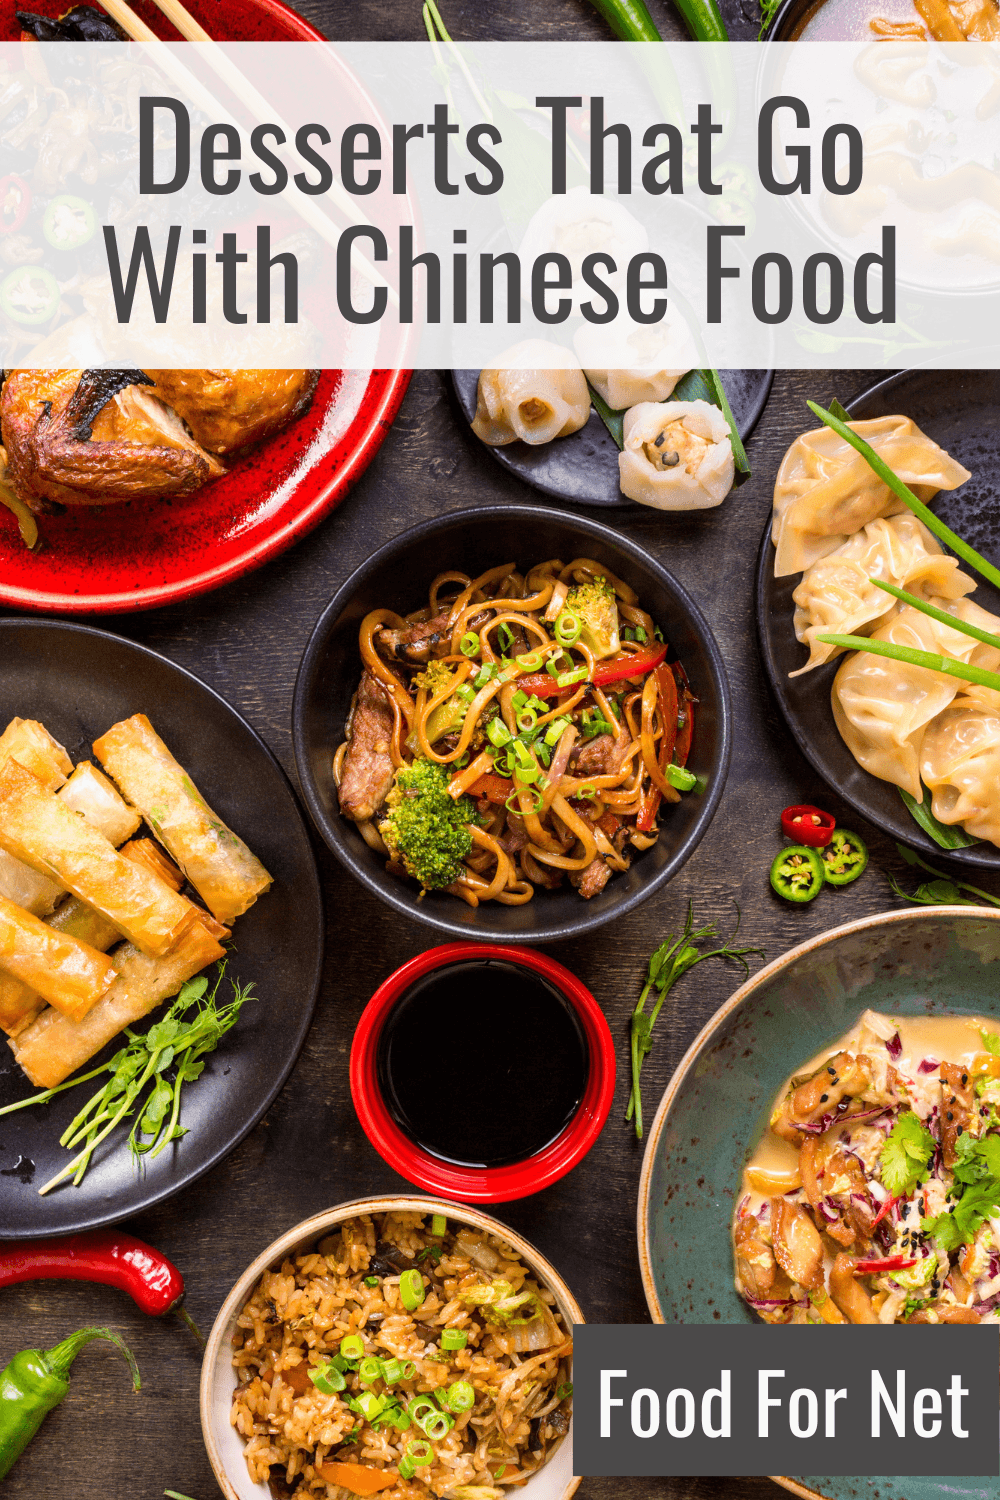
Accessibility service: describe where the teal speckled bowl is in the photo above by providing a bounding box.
[637,907,1000,1500]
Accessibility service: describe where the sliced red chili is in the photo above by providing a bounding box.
[0,175,30,235]
[852,1255,918,1275]
[869,1194,899,1230]
[780,804,836,848]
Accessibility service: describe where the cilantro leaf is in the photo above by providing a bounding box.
[878,1111,935,1197]
[981,1030,1000,1056]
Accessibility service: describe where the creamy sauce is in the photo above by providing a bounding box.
[736,1009,996,1220]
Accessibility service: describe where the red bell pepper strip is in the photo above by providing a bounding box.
[672,663,696,768]
[852,1255,918,1275]
[636,663,679,833]
[0,176,30,235]
[516,641,670,699]
[0,1231,200,1338]
[780,804,836,848]
[468,772,513,803]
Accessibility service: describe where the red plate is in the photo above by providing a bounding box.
[0,0,412,614]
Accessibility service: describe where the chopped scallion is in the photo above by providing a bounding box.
[340,1335,365,1360]
[460,631,480,657]
[440,1328,467,1351]
[430,1213,447,1236]
[399,1268,425,1311]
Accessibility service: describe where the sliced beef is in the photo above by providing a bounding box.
[570,856,611,899]
[338,671,396,822]
[570,732,633,778]
[376,611,452,665]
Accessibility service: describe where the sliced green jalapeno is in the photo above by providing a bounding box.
[770,845,825,903]
[821,829,869,886]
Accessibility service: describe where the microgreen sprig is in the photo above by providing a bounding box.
[0,963,253,1196]
[627,906,763,1140]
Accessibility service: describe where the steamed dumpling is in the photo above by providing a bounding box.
[831,599,1000,800]
[772,415,970,578]
[618,400,734,510]
[471,340,590,447]
[573,322,694,410]
[921,687,1000,848]
[790,514,976,676]
[518,187,647,316]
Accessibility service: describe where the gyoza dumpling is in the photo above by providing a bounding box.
[573,321,694,410]
[618,400,734,510]
[472,340,590,446]
[772,415,970,578]
[920,687,1000,848]
[791,514,976,676]
[831,599,1000,799]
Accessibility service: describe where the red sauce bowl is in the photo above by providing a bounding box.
[350,943,615,1203]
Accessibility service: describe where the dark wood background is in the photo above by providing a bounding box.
[1,2,986,1499]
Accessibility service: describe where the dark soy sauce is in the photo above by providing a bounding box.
[377,959,590,1169]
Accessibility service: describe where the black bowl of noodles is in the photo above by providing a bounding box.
[292,504,732,944]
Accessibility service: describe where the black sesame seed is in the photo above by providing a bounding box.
[946,1111,954,1122]
[654,432,665,447]
[820,1094,829,1103]
[828,1067,836,1076]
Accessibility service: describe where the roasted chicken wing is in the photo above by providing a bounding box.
[141,369,319,455]
[1,368,224,512]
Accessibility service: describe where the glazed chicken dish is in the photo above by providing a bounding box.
[734,1010,1000,1327]
[0,367,319,513]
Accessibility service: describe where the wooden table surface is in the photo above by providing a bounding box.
[2,3,987,1499]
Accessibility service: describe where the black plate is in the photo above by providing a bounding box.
[451,369,775,508]
[756,369,1000,870]
[0,621,323,1236]
[293,504,732,945]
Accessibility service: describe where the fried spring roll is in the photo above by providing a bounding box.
[94,715,272,924]
[59,762,142,847]
[0,973,43,1036]
[0,719,72,790]
[0,842,204,1040]
[9,918,227,1089]
[0,849,63,919]
[0,897,117,1022]
[0,760,195,958]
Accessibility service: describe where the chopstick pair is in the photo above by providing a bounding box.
[81,0,396,302]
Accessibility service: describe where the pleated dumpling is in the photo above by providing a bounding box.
[790,514,976,676]
[920,686,1000,848]
[618,399,734,510]
[772,415,970,578]
[573,322,694,411]
[831,599,1000,800]
[472,340,590,447]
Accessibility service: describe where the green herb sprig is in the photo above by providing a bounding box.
[0,963,253,1196]
[888,844,1000,908]
[878,1111,935,1198]
[627,906,763,1139]
[924,1134,1000,1251]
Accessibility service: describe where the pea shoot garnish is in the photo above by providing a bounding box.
[627,906,764,1139]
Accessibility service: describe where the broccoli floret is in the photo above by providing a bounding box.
[413,661,454,696]
[565,577,620,660]
[379,758,483,891]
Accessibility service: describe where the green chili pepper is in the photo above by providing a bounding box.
[821,829,869,886]
[0,1326,139,1479]
[43,195,96,251]
[770,845,825,903]
[0,266,60,326]
[586,0,728,47]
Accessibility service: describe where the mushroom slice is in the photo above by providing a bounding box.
[770,1199,824,1292]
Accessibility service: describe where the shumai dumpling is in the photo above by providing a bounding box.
[573,322,694,411]
[471,340,590,447]
[618,400,734,510]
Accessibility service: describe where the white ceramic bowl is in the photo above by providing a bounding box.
[201,1195,583,1500]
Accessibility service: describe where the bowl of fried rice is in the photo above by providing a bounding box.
[201,1196,582,1500]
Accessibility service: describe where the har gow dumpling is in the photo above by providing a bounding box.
[618,399,734,510]
[471,340,590,447]
[772,414,970,578]
[830,599,1000,799]
[573,321,694,410]
[791,514,976,676]
[920,687,1000,848]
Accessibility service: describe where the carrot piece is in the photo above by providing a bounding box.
[468,772,514,803]
[314,1463,399,1494]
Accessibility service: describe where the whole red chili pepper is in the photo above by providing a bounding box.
[780,804,836,848]
[0,1232,202,1341]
